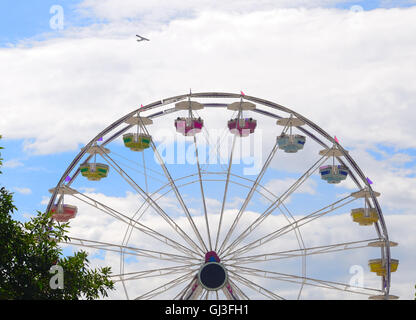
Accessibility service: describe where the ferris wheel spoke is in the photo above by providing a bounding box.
[119,174,203,274]
[193,135,213,251]
[278,199,307,300]
[139,121,209,253]
[122,174,205,250]
[224,238,381,265]
[109,150,167,185]
[228,271,285,300]
[121,177,262,267]
[229,173,279,202]
[218,140,279,255]
[142,151,149,193]
[121,150,149,231]
[214,135,237,252]
[69,191,201,258]
[65,237,198,264]
[134,270,196,300]
[223,194,357,259]
[220,152,329,257]
[99,149,205,255]
[227,265,383,296]
[111,264,199,282]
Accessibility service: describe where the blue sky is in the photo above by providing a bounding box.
[0,0,87,46]
[1,0,415,300]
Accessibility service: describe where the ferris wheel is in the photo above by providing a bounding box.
[46,92,399,300]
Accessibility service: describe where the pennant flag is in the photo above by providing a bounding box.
[97,137,103,142]
[141,104,144,108]
[240,90,245,96]
[65,176,71,182]
[334,136,339,143]
[367,177,373,185]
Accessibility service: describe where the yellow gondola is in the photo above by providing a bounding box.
[368,259,399,276]
[351,208,379,226]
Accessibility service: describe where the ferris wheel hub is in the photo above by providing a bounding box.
[198,262,228,291]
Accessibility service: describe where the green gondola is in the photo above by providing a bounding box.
[123,133,152,151]
[80,163,109,181]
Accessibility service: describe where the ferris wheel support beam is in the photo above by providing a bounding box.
[174,279,193,300]
[228,278,249,300]
[175,276,195,300]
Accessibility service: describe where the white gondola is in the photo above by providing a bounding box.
[276,116,306,153]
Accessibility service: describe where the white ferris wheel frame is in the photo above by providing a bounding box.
[46,92,395,300]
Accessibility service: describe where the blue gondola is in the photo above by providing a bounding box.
[319,165,349,184]
[276,134,306,153]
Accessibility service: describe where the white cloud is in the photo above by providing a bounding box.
[41,196,50,205]
[344,145,416,214]
[13,187,32,195]
[2,159,24,168]
[1,7,416,154]
[76,0,357,22]
[264,177,318,200]
[380,0,416,8]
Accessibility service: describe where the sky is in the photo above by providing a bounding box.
[0,0,415,300]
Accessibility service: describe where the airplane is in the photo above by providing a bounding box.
[136,34,150,42]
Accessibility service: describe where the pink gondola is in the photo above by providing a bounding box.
[227,118,257,137]
[175,117,204,136]
[51,204,77,222]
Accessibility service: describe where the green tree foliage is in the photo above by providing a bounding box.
[0,136,114,299]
